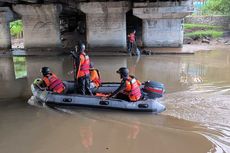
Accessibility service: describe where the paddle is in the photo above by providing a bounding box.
[70,50,80,93]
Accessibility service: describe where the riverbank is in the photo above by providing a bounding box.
[0,37,229,57]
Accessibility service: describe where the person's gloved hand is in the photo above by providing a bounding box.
[70,50,74,55]
[67,70,74,75]
[101,94,111,101]
[101,96,108,101]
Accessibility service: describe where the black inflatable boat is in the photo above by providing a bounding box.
[31,80,166,113]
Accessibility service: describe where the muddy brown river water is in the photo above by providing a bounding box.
[0,48,230,153]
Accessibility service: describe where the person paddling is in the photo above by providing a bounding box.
[40,67,65,94]
[106,67,142,102]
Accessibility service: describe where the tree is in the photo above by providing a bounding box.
[202,0,230,15]
[10,20,23,38]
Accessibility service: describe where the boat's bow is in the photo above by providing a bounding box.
[31,84,49,102]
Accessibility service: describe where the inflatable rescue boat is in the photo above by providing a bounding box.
[31,80,166,113]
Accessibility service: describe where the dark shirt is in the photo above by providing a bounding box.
[71,51,80,80]
[109,79,126,97]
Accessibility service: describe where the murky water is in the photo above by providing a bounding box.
[0,49,230,153]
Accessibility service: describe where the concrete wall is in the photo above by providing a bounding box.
[0,57,15,80]
[13,4,62,48]
[185,16,230,29]
[0,57,29,99]
[79,1,130,51]
[86,13,126,48]
[0,7,13,49]
[133,1,192,48]
[0,1,194,50]
[143,19,183,47]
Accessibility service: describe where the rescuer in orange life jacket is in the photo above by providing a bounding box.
[89,62,101,89]
[71,43,93,95]
[107,67,142,102]
[40,67,65,94]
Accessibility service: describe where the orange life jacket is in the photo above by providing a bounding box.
[90,69,101,88]
[78,52,90,78]
[43,73,65,94]
[123,76,142,102]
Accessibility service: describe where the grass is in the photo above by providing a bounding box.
[184,24,222,30]
[184,23,224,39]
[185,30,223,39]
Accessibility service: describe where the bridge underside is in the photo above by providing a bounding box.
[0,0,193,51]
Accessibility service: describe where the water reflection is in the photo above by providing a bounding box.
[179,62,204,84]
[0,57,15,80]
[80,124,94,150]
[127,121,140,140]
[0,50,229,97]
[13,57,27,79]
[0,57,27,98]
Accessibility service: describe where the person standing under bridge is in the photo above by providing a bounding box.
[127,30,136,55]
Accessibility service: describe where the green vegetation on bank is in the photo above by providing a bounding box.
[201,0,230,15]
[184,24,222,30]
[184,23,224,39]
[185,30,223,39]
[10,20,23,38]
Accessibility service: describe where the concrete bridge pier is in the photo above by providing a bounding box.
[133,1,192,48]
[79,1,130,51]
[13,4,62,49]
[0,7,13,49]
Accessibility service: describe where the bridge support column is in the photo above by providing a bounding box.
[13,4,62,48]
[133,1,192,48]
[79,1,130,51]
[0,7,13,49]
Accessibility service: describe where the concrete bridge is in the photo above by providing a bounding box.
[0,0,193,51]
